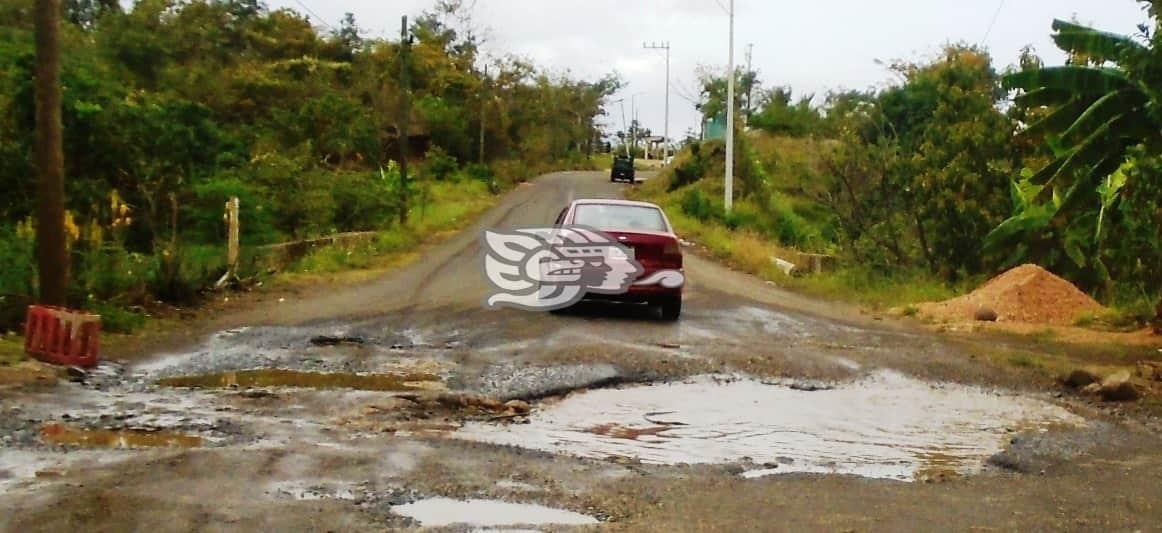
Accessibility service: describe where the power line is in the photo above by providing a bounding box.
[292,0,335,31]
[981,0,1007,44]
[713,0,731,16]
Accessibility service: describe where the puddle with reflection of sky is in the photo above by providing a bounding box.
[391,497,598,527]
[454,371,1085,482]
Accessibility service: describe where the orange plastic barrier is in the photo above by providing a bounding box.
[23,305,101,368]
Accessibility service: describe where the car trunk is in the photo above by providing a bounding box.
[603,230,682,273]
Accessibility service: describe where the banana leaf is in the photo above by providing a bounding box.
[1050,19,1147,63]
[1059,88,1146,146]
[1003,66,1131,95]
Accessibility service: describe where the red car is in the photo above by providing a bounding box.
[553,199,684,320]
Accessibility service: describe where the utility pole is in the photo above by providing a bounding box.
[398,15,410,225]
[724,0,735,213]
[478,64,487,164]
[630,91,644,158]
[631,93,637,156]
[744,43,753,128]
[34,0,67,305]
[643,41,671,162]
[616,98,630,157]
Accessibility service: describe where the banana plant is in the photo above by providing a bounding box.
[1001,19,1162,209]
[987,16,1160,280]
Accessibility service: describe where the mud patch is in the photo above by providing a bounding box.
[157,369,444,392]
[454,371,1085,481]
[391,497,598,527]
[38,423,203,449]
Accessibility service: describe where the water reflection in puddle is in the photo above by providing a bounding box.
[392,498,598,527]
[38,423,203,449]
[157,369,443,392]
[455,371,1085,481]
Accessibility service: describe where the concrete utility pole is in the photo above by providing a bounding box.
[613,98,630,157]
[630,91,645,157]
[34,0,67,305]
[744,43,753,128]
[631,93,638,155]
[398,15,410,224]
[643,41,671,162]
[724,0,735,213]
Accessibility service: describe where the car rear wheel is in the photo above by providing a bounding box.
[657,295,681,321]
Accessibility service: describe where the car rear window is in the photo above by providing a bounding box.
[573,204,668,232]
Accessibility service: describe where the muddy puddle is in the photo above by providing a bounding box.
[391,497,598,528]
[455,371,1085,481]
[157,369,444,392]
[38,423,203,449]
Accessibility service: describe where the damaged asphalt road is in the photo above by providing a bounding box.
[2,171,1162,532]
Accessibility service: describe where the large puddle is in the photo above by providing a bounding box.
[454,371,1085,481]
[157,369,443,392]
[391,497,598,527]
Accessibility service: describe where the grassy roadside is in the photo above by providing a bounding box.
[0,178,506,371]
[0,335,22,366]
[277,179,496,282]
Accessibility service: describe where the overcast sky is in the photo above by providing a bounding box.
[268,0,1151,140]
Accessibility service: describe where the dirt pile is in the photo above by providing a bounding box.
[920,264,1103,325]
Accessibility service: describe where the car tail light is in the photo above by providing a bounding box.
[663,242,681,256]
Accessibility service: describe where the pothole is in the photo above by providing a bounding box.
[38,423,203,449]
[453,371,1085,481]
[157,369,444,392]
[391,498,598,528]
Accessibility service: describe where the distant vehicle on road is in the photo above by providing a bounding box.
[610,155,636,183]
[553,199,683,319]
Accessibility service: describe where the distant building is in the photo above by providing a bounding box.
[703,115,726,140]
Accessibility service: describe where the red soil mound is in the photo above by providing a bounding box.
[920,264,1104,326]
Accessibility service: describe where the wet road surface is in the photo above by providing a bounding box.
[2,171,1161,532]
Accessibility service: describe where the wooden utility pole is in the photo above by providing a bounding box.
[478,65,487,165]
[34,0,68,305]
[397,15,410,225]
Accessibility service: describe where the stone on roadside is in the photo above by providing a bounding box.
[1098,371,1139,402]
[503,400,531,415]
[973,307,999,322]
[1062,369,1099,389]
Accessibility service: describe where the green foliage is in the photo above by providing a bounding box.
[0,227,34,298]
[187,176,278,245]
[989,13,1162,296]
[817,46,1015,277]
[421,146,460,181]
[148,245,225,304]
[86,300,145,334]
[73,244,151,302]
[750,87,822,137]
[331,171,398,232]
[669,142,714,191]
[680,189,715,221]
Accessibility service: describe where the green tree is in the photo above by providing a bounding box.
[986,8,1162,293]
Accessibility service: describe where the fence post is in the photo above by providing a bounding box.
[215,197,240,288]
